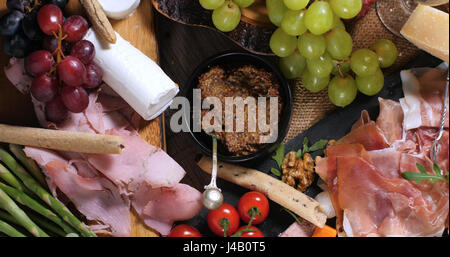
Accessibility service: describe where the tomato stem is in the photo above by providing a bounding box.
[230,206,261,237]
[219,218,230,237]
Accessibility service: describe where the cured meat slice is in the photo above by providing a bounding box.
[400,68,449,130]
[24,147,131,236]
[86,129,185,191]
[337,123,390,151]
[279,220,315,237]
[376,98,404,144]
[337,156,448,237]
[322,144,371,232]
[46,160,131,236]
[4,58,31,94]
[131,184,202,236]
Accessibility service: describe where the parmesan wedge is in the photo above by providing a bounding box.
[400,4,449,63]
[84,28,178,121]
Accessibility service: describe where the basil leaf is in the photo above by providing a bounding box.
[271,168,281,177]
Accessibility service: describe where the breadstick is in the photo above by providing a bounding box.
[0,124,124,154]
[79,0,117,44]
[197,156,327,228]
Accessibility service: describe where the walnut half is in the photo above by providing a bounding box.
[281,151,315,192]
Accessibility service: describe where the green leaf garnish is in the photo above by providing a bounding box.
[402,163,449,184]
[302,137,309,154]
[272,144,285,169]
[271,168,281,177]
[298,137,328,158]
[309,139,329,152]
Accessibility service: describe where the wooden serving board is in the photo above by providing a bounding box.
[0,0,163,237]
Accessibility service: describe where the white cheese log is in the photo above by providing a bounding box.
[84,28,178,121]
[97,0,141,20]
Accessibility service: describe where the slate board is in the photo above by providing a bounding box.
[184,53,442,237]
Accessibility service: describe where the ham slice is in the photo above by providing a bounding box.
[279,220,316,237]
[5,59,202,236]
[132,184,203,236]
[86,128,185,191]
[24,147,131,236]
[4,58,31,95]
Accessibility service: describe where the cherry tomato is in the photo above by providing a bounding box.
[236,226,264,237]
[237,191,269,225]
[207,203,240,237]
[168,225,202,237]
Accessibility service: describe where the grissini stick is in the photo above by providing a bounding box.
[79,0,117,44]
[0,124,124,154]
[197,156,327,228]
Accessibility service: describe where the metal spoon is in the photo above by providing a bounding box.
[202,136,224,210]
[431,71,449,163]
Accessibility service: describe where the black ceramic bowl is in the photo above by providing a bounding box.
[182,52,292,163]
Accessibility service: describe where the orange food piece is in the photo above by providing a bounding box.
[312,225,337,237]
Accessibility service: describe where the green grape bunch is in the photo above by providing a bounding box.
[199,0,256,32]
[267,0,399,107]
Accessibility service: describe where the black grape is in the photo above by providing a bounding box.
[2,32,32,58]
[47,0,69,9]
[22,11,43,41]
[6,0,30,12]
[0,10,24,37]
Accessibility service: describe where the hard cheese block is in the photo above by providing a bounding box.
[401,4,449,63]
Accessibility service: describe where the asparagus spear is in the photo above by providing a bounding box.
[0,209,18,224]
[0,162,27,193]
[0,187,48,237]
[0,219,26,237]
[0,148,96,237]
[9,144,47,188]
[27,212,67,237]
[0,210,30,236]
[0,181,77,235]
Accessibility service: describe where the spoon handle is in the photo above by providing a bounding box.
[205,137,220,191]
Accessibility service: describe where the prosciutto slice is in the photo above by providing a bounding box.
[338,156,448,237]
[400,68,449,130]
[312,68,449,237]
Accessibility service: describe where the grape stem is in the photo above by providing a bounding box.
[52,25,67,66]
[25,0,42,13]
[49,25,68,90]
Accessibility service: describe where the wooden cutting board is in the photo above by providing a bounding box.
[0,0,163,237]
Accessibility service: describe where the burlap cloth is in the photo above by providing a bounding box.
[284,6,421,142]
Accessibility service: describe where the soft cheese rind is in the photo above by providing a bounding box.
[98,0,141,20]
[84,28,178,121]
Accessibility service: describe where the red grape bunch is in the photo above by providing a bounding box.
[23,3,103,122]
